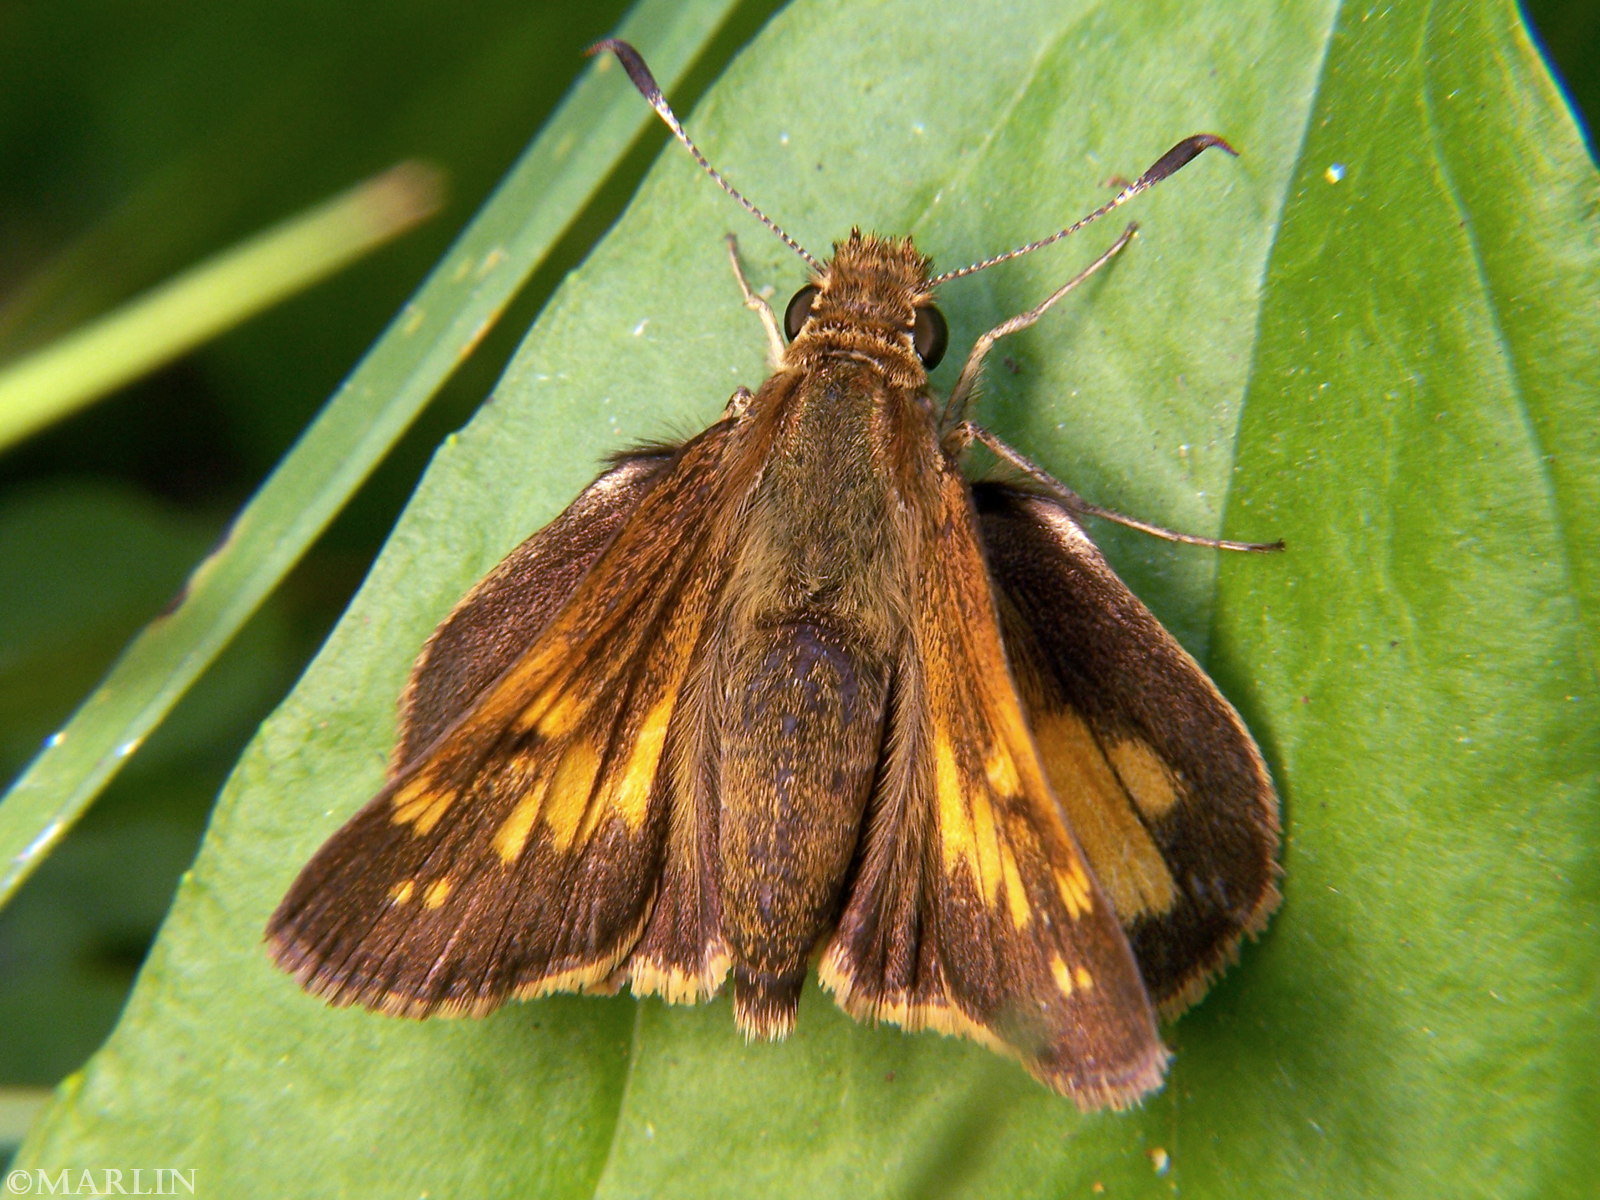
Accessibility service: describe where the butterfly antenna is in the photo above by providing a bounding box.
[589,40,821,272]
[930,135,1238,285]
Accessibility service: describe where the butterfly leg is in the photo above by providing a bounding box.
[942,223,1139,427]
[724,233,787,368]
[949,421,1283,553]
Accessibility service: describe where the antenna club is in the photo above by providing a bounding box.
[590,39,820,271]
[1140,134,1238,188]
[929,133,1237,285]
[587,39,664,103]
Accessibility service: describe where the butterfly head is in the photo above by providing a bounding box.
[781,230,948,385]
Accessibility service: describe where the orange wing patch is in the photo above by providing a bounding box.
[1029,707,1178,922]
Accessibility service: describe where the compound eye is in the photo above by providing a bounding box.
[912,304,948,369]
[784,285,819,341]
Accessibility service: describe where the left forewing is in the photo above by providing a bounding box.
[267,418,754,1018]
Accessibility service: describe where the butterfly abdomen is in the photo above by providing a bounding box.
[716,619,891,1038]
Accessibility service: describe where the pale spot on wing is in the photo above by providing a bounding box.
[1033,709,1175,920]
[391,777,452,834]
[1001,841,1031,929]
[533,690,585,739]
[629,962,703,1005]
[1107,737,1181,820]
[388,880,415,905]
[493,776,551,864]
[1051,954,1076,996]
[609,693,675,832]
[492,640,579,738]
[934,731,967,871]
[494,687,675,863]
[971,783,1003,907]
[542,740,603,851]
[515,958,617,999]
[1056,864,1093,920]
[1074,965,1095,991]
[423,878,453,908]
[934,727,1025,924]
[984,746,1021,797]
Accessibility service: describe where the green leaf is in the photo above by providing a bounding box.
[18,0,1597,1195]
[0,484,299,1093]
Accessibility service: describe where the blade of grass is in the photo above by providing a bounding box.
[0,163,442,451]
[0,0,745,906]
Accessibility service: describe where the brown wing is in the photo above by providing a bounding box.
[267,422,753,1017]
[819,452,1168,1110]
[392,450,674,771]
[975,482,1280,1016]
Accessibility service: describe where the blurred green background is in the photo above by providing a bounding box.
[0,0,1592,1154]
